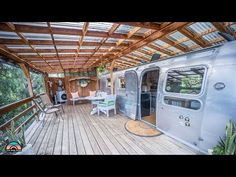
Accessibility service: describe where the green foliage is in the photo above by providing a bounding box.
[213,120,236,155]
[30,71,45,95]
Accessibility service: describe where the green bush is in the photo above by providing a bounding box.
[213,120,236,155]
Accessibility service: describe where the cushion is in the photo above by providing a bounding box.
[89,91,96,97]
[71,92,79,99]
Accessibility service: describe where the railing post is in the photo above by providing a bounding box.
[19,63,38,121]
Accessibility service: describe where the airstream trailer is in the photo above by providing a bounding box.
[99,40,236,154]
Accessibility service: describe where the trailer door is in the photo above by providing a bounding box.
[124,70,138,119]
[157,65,207,148]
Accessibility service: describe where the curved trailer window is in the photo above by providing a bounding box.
[165,66,206,95]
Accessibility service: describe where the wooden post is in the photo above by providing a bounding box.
[43,73,52,102]
[110,60,116,95]
[96,67,99,91]
[19,63,38,121]
[19,63,34,97]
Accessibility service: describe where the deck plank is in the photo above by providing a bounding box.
[26,104,197,155]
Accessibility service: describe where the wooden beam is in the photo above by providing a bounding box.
[83,24,120,68]
[0,23,143,40]
[8,48,118,53]
[47,22,63,70]
[115,22,161,30]
[89,26,141,67]
[94,22,190,66]
[147,44,174,56]
[212,22,236,37]
[19,63,34,97]
[0,44,43,73]
[0,38,129,47]
[74,22,89,68]
[4,22,53,70]
[110,60,116,94]
[178,28,210,47]
[160,37,190,52]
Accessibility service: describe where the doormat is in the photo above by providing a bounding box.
[125,120,162,137]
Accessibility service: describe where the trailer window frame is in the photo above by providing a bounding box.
[163,65,208,97]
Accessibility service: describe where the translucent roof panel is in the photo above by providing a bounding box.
[50,22,84,30]
[79,46,96,49]
[33,45,55,49]
[6,45,31,49]
[180,40,199,49]
[153,40,169,48]
[22,33,51,40]
[83,36,103,42]
[202,31,225,43]
[88,22,114,32]
[115,25,134,34]
[53,34,80,41]
[229,24,236,32]
[0,31,20,39]
[55,46,77,49]
[106,38,119,43]
[99,45,112,49]
[187,22,215,35]
[135,28,150,36]
[13,22,47,27]
[168,31,186,42]
[17,53,38,55]
[166,46,179,52]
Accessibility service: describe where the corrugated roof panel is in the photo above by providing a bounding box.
[187,22,215,35]
[142,46,156,52]
[33,45,55,49]
[50,22,84,29]
[168,31,186,42]
[6,45,31,49]
[56,52,75,55]
[202,31,225,43]
[229,24,236,32]
[40,52,57,55]
[13,22,47,27]
[17,53,38,55]
[53,34,80,41]
[22,33,51,40]
[79,46,96,49]
[181,40,198,48]
[167,46,179,52]
[88,22,113,32]
[153,40,169,48]
[99,45,112,49]
[135,28,150,36]
[115,25,134,34]
[83,36,103,42]
[0,31,20,39]
[106,38,119,43]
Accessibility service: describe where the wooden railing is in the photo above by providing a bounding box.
[0,94,43,133]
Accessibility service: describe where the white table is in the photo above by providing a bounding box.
[85,96,106,115]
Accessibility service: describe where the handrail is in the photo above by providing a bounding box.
[0,93,44,116]
[0,93,45,132]
[0,97,34,116]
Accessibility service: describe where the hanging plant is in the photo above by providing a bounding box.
[97,64,106,74]
[79,79,90,88]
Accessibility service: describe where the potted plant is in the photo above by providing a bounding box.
[211,120,236,155]
[1,121,34,155]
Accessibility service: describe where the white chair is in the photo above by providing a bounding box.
[97,95,116,117]
[70,91,80,105]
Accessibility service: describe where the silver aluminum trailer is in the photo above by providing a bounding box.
[99,40,236,153]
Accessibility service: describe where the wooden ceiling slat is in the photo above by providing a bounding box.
[0,23,143,40]
[0,38,129,47]
[4,23,53,70]
[115,22,161,30]
[147,44,174,56]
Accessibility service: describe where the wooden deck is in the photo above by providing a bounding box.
[25,104,197,155]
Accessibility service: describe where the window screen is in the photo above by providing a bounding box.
[165,66,206,95]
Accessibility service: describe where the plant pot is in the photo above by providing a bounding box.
[16,144,34,155]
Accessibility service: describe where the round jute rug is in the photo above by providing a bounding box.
[125,120,162,137]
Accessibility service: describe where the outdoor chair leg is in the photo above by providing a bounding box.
[107,110,109,117]
[98,109,100,116]
[61,105,65,113]
[114,108,116,115]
